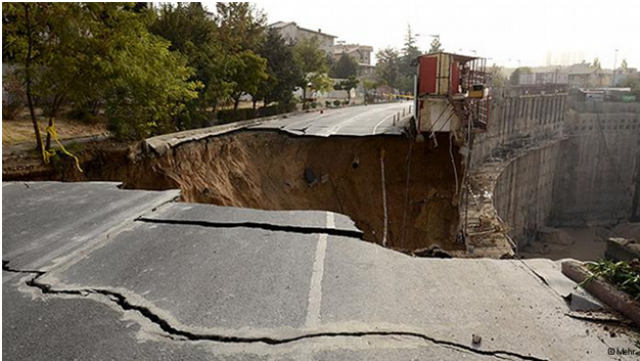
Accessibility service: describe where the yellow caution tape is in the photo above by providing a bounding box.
[42,119,83,173]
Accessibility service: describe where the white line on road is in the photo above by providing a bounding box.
[305,212,333,328]
[371,113,396,135]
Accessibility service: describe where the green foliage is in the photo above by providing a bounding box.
[2,68,25,120]
[428,37,443,53]
[308,72,333,96]
[621,59,628,71]
[619,77,640,99]
[592,57,601,69]
[334,75,359,101]
[227,50,268,110]
[398,25,421,92]
[214,2,266,53]
[255,28,304,106]
[294,36,329,100]
[489,64,508,88]
[330,53,359,79]
[100,10,200,139]
[509,67,532,86]
[583,259,640,300]
[333,100,341,106]
[376,48,401,88]
[150,2,232,122]
[216,101,295,123]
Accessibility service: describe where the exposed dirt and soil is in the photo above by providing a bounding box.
[520,223,640,261]
[3,130,465,252]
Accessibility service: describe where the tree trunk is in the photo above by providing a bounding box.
[24,4,45,158]
[233,97,240,112]
[45,95,64,151]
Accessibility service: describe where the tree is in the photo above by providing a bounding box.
[509,67,532,86]
[330,53,358,79]
[227,50,268,111]
[255,28,303,107]
[488,64,507,88]
[150,3,232,124]
[593,57,601,69]
[215,2,266,53]
[375,47,401,89]
[398,24,421,92]
[3,3,72,155]
[428,36,443,53]
[294,36,328,101]
[214,2,268,114]
[102,10,201,139]
[334,75,359,103]
[621,59,628,71]
[3,3,124,153]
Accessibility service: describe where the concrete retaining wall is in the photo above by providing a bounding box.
[469,95,639,250]
[494,142,561,247]
[550,103,640,225]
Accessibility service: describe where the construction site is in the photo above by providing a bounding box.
[6,52,639,260]
[4,42,640,361]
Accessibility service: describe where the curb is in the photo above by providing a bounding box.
[561,260,640,327]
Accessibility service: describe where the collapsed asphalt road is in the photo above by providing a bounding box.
[2,182,639,360]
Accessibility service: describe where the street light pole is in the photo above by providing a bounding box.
[612,49,619,87]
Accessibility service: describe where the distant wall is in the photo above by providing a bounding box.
[471,92,566,167]
[550,101,640,225]
[494,143,561,247]
[469,92,639,250]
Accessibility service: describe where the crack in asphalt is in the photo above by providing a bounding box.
[3,261,547,361]
[136,217,364,239]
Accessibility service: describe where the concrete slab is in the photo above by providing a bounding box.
[2,272,214,361]
[521,258,603,310]
[44,221,320,331]
[141,202,362,237]
[4,182,638,360]
[2,182,179,270]
[320,237,636,360]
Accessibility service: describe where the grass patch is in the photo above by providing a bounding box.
[583,259,640,300]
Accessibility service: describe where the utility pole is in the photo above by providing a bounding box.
[612,49,619,87]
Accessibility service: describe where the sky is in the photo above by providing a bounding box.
[203,0,639,69]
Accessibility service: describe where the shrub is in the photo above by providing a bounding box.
[325,101,331,108]
[2,71,26,120]
[216,102,296,124]
[333,100,341,107]
[342,100,349,105]
[310,102,318,109]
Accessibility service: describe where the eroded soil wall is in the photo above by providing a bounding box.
[113,131,464,252]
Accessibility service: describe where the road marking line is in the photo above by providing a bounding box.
[306,212,333,328]
[371,113,397,135]
[323,106,392,135]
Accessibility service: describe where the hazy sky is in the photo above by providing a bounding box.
[203,0,639,69]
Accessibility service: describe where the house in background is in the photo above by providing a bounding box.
[333,43,375,76]
[269,21,336,55]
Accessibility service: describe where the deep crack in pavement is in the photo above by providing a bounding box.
[2,261,548,361]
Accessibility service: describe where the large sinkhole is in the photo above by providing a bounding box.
[95,130,465,253]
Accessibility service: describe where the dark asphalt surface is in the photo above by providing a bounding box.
[3,182,637,360]
[141,202,361,235]
[2,182,179,270]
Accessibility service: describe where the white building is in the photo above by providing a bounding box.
[269,21,336,55]
[333,44,373,66]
